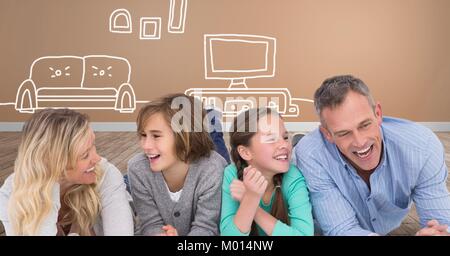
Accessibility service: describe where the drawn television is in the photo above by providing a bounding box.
[205,34,276,88]
[185,34,312,117]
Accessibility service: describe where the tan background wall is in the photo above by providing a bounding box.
[0,0,449,122]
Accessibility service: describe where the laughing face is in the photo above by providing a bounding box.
[139,112,181,172]
[243,114,292,175]
[320,91,383,173]
[65,128,101,185]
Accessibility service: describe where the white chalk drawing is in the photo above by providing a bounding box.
[109,3,188,36]
[185,34,313,117]
[92,65,112,77]
[185,88,314,118]
[204,34,276,88]
[109,9,132,34]
[168,0,188,33]
[49,66,71,78]
[15,55,137,113]
[140,17,162,40]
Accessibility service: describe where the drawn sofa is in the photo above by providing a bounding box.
[15,55,136,113]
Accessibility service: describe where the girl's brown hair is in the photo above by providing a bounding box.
[137,93,214,163]
[230,107,290,236]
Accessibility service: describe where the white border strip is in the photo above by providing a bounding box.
[0,122,24,131]
[287,122,450,132]
[220,122,320,132]
[90,122,137,132]
[1,122,450,132]
[0,122,137,132]
[418,122,450,132]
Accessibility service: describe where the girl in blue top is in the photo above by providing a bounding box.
[220,107,313,236]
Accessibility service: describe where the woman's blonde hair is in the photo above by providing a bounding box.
[8,108,103,235]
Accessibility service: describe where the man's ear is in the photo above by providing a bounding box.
[375,102,383,126]
[320,125,334,143]
[237,145,253,161]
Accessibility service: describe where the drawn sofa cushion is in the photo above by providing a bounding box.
[29,56,84,88]
[15,55,135,113]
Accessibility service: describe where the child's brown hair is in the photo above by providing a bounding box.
[230,107,290,235]
[137,93,214,163]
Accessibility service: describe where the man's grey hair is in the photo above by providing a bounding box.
[314,75,375,122]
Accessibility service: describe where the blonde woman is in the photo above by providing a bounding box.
[0,108,134,235]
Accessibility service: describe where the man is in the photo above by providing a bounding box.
[294,75,450,236]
